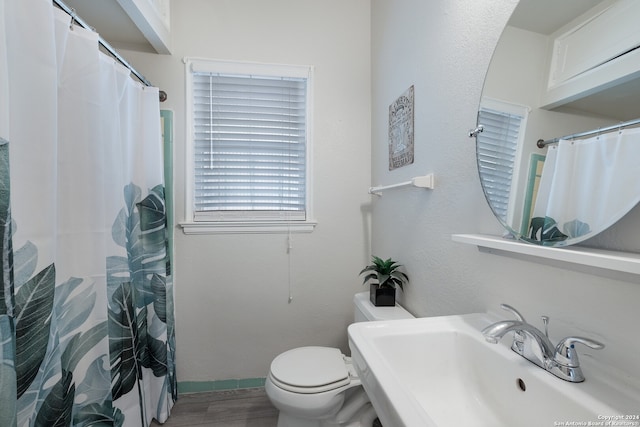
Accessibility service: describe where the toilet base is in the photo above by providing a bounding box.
[276,412,331,427]
[273,387,378,427]
[276,402,376,427]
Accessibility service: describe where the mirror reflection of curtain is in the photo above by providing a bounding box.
[1,0,176,425]
[531,127,640,243]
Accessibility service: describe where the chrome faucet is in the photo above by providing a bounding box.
[482,304,604,382]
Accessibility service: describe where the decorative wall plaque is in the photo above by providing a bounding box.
[388,85,414,170]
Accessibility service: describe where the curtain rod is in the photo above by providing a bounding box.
[536,117,640,148]
[52,0,167,102]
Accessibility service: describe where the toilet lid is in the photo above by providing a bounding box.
[270,346,350,392]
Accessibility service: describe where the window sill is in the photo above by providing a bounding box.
[180,220,318,235]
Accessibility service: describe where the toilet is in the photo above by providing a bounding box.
[265,291,414,427]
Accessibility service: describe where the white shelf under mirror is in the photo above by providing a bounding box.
[452,234,640,278]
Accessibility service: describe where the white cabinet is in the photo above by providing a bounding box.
[541,0,640,110]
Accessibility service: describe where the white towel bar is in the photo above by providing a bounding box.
[369,173,434,195]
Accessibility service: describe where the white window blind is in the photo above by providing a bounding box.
[476,106,524,222]
[190,63,309,223]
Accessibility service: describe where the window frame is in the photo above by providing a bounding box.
[181,58,316,235]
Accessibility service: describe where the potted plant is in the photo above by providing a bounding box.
[359,256,409,306]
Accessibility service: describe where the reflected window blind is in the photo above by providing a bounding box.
[476,107,523,222]
[192,72,307,221]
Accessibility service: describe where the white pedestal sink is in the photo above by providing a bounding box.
[348,314,640,427]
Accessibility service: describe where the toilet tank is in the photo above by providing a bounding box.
[353,291,414,322]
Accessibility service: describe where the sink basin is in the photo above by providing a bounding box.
[348,314,639,427]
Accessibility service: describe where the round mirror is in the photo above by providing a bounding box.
[477,0,640,246]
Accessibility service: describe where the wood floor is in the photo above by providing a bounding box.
[150,388,279,427]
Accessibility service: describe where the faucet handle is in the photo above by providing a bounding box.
[500,304,525,321]
[554,336,605,368]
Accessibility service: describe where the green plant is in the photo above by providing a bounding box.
[359,256,409,290]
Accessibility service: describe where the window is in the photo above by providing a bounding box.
[476,98,528,227]
[183,59,315,234]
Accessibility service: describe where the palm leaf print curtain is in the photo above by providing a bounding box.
[0,0,176,425]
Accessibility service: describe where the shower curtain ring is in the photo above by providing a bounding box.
[69,8,76,30]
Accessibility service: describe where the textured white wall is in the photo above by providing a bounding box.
[125,0,372,382]
[370,0,515,315]
[122,0,640,390]
[371,0,640,390]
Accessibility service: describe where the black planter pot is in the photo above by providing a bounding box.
[369,284,396,307]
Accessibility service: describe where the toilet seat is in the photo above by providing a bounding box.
[269,346,352,394]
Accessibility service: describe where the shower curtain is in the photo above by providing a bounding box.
[531,127,640,243]
[0,0,176,426]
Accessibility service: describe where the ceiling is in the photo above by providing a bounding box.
[72,0,585,53]
[59,0,157,53]
[60,0,640,121]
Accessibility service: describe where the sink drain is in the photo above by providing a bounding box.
[516,378,526,392]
